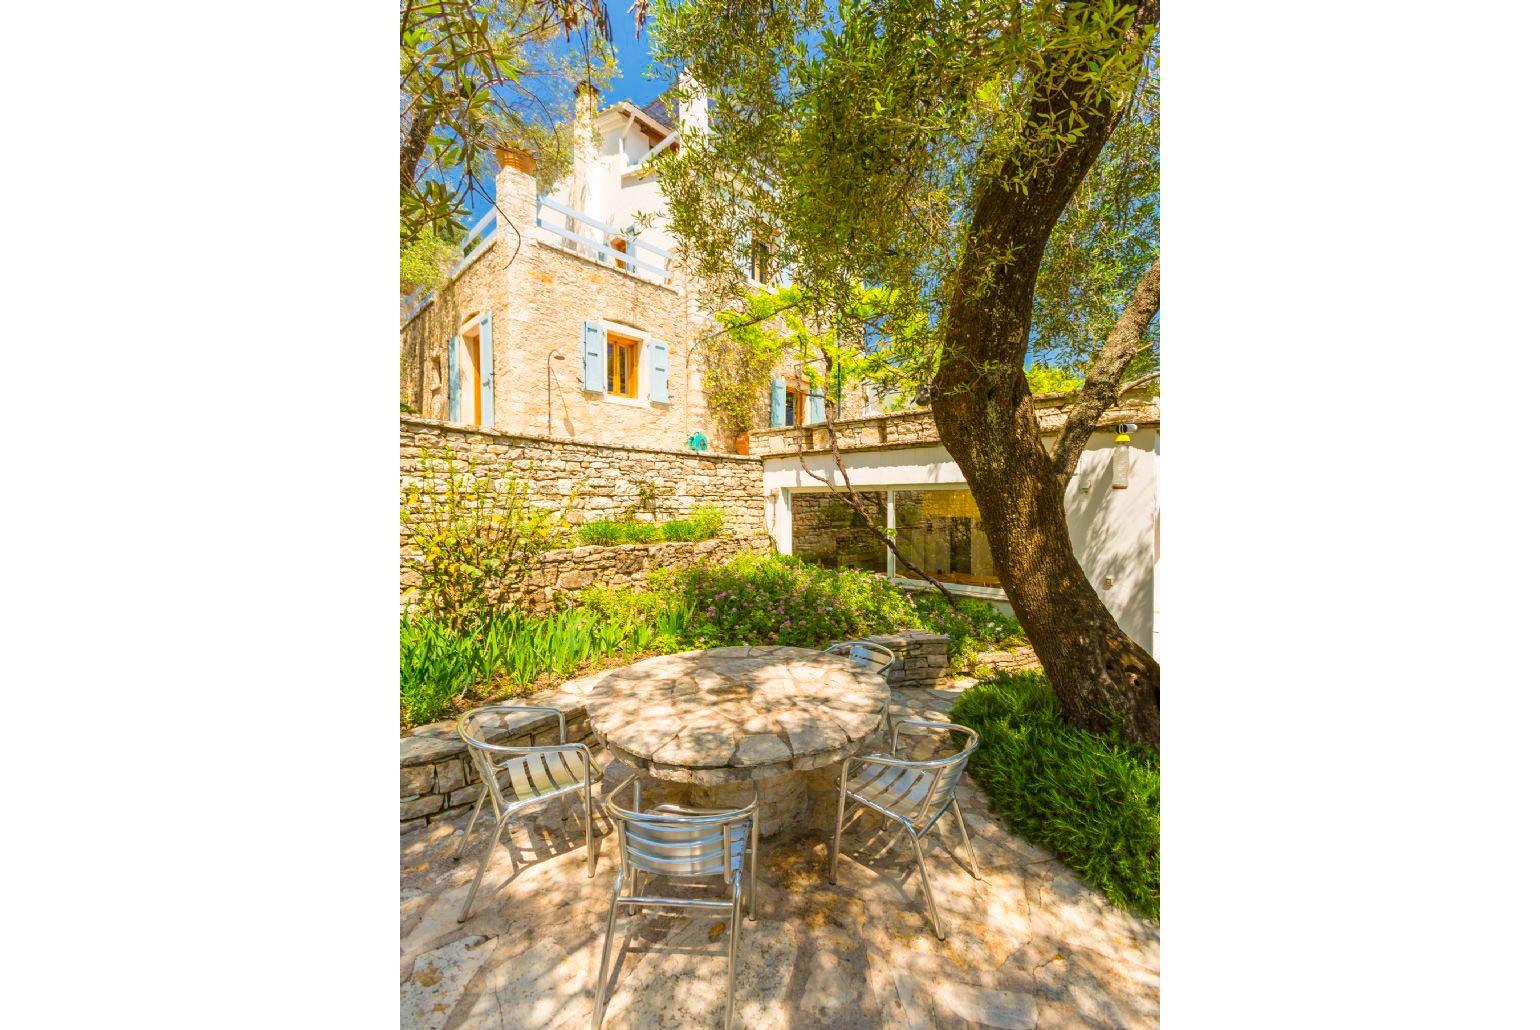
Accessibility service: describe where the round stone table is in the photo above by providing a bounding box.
[568,645,891,835]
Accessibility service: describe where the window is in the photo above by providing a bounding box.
[786,486,1005,595]
[783,386,805,427]
[894,489,1000,588]
[748,236,772,284]
[606,332,640,398]
[790,492,887,574]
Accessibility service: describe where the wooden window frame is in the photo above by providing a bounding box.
[606,330,642,399]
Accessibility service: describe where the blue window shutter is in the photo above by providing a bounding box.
[648,338,669,403]
[808,391,825,425]
[478,312,494,427]
[447,335,461,422]
[581,320,606,392]
[770,376,786,427]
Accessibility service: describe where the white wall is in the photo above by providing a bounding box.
[760,427,1160,653]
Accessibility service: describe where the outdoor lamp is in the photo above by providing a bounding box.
[1112,423,1136,489]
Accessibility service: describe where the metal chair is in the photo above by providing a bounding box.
[828,718,981,940]
[452,705,598,922]
[823,639,897,678]
[592,774,760,1030]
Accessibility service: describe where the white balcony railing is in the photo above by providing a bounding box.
[534,194,671,284]
[400,207,499,325]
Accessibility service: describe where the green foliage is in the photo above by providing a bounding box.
[1024,365,1086,395]
[578,520,624,545]
[648,0,1159,401]
[618,521,662,543]
[400,448,569,631]
[400,224,464,293]
[581,506,725,545]
[910,592,1024,663]
[675,553,918,649]
[400,0,611,254]
[951,672,1160,918]
[400,602,692,727]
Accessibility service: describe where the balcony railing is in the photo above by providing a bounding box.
[534,194,671,284]
[400,207,499,325]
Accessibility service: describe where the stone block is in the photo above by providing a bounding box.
[449,783,485,807]
[401,764,435,797]
[433,759,467,793]
[401,794,444,820]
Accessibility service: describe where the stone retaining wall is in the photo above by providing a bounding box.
[747,385,1159,457]
[402,415,764,532]
[400,631,954,832]
[967,643,1043,677]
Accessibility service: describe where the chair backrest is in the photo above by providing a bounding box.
[824,639,897,676]
[604,777,758,884]
[890,719,980,823]
[456,705,580,813]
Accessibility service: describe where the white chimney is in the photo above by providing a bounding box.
[678,68,708,137]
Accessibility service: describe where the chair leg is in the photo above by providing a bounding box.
[906,825,946,941]
[591,879,622,1030]
[748,808,760,921]
[829,773,848,884]
[724,881,742,1030]
[951,798,981,880]
[585,784,597,878]
[451,785,488,861]
[459,811,513,923]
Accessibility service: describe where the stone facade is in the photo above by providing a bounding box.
[748,386,1160,457]
[401,414,769,605]
[400,632,953,832]
[402,155,741,452]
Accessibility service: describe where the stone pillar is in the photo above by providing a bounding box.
[493,146,538,434]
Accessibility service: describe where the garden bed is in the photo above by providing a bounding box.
[951,671,1160,919]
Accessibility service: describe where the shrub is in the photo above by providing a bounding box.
[911,592,1024,662]
[950,671,1160,919]
[618,521,661,544]
[660,519,700,541]
[578,520,625,545]
[677,553,918,649]
[400,448,568,630]
[690,505,726,537]
[400,600,694,728]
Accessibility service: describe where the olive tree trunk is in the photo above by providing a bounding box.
[933,0,1161,747]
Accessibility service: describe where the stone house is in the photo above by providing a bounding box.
[398,82,1159,655]
[400,78,866,455]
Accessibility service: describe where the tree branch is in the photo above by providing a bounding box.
[1051,256,1159,480]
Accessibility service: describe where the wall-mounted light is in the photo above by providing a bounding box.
[1112,423,1137,489]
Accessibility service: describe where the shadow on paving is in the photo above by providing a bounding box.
[402,693,1158,1029]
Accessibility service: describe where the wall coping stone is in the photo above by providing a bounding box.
[402,415,763,463]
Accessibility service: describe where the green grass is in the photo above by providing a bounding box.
[950,671,1160,919]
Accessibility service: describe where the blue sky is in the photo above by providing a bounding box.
[466,24,663,223]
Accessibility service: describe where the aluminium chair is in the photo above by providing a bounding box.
[823,639,898,679]
[592,775,759,1030]
[828,718,981,940]
[452,705,598,922]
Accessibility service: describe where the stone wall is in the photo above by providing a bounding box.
[748,386,1160,457]
[400,631,955,832]
[401,414,769,605]
[504,536,770,614]
[966,643,1043,678]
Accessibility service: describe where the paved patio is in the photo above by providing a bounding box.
[401,683,1159,1028]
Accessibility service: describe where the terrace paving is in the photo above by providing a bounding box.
[401,682,1159,1028]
